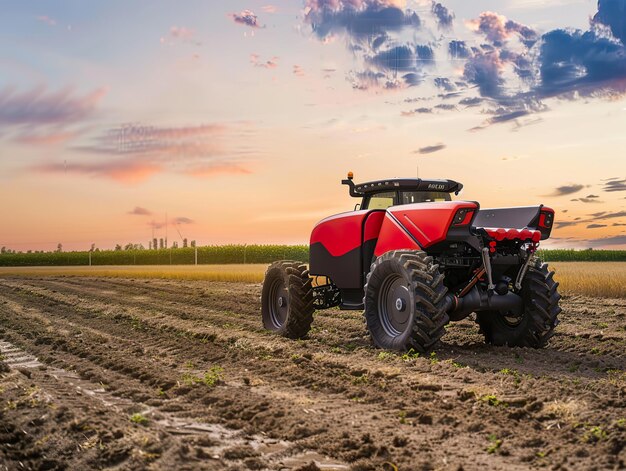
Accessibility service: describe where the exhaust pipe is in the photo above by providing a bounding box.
[446,286,523,321]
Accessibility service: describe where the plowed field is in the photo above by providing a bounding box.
[1,276,625,470]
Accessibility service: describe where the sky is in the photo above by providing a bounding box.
[0,0,625,251]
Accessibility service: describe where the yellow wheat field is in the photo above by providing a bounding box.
[549,262,626,299]
[0,265,269,283]
[0,262,624,298]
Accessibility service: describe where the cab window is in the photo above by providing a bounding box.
[363,191,396,210]
[400,191,451,204]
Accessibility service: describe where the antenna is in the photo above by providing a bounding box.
[175,223,184,241]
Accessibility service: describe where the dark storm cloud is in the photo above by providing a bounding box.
[459,97,483,107]
[415,143,446,154]
[304,0,626,116]
[434,77,456,92]
[463,52,503,98]
[593,0,626,44]
[434,103,457,111]
[603,179,626,192]
[431,2,454,30]
[587,224,608,228]
[537,28,626,98]
[370,45,415,71]
[555,221,579,229]
[573,197,602,203]
[415,45,434,63]
[552,184,585,196]
[173,217,194,225]
[128,207,152,216]
[0,86,105,126]
[304,1,420,39]
[449,40,471,59]
[595,210,626,220]
[588,235,626,246]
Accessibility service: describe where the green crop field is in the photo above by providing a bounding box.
[0,246,624,267]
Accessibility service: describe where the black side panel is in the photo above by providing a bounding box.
[309,242,361,289]
[473,206,542,229]
[361,238,377,278]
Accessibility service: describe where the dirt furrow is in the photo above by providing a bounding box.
[1,277,625,470]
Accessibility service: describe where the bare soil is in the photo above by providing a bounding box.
[0,276,625,470]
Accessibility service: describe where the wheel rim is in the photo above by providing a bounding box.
[268,278,289,329]
[501,310,524,327]
[378,274,411,337]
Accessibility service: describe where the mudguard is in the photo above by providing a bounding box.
[310,210,385,289]
[374,202,478,256]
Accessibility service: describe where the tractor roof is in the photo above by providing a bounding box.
[353,178,463,195]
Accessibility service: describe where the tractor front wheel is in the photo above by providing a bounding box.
[261,261,315,339]
[363,250,449,352]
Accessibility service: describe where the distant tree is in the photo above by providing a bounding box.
[183,238,188,248]
[0,246,5,254]
[165,238,168,249]
[56,243,63,253]
[115,244,122,251]
[172,241,178,249]
[153,238,158,250]
[149,241,152,250]
[190,240,196,248]
[124,243,134,251]
[27,250,32,254]
[90,243,96,252]
[159,238,164,249]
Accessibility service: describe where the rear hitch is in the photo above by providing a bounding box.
[446,286,523,321]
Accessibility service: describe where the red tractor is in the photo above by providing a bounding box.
[261,174,561,352]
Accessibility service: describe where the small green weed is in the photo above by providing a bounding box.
[480,394,507,408]
[486,434,502,454]
[401,349,420,361]
[130,413,149,425]
[203,366,224,387]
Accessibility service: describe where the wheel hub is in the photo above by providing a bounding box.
[378,274,411,337]
[268,280,288,328]
[395,298,406,312]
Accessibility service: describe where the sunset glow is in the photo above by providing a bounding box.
[1,0,625,251]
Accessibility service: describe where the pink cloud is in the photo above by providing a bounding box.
[250,54,279,69]
[184,163,252,178]
[0,86,106,127]
[128,207,152,216]
[293,65,305,77]
[160,26,201,46]
[14,131,77,146]
[261,5,278,13]
[36,15,56,26]
[34,160,162,184]
[230,10,263,28]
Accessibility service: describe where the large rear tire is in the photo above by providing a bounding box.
[363,250,449,352]
[477,259,561,348]
[261,261,315,339]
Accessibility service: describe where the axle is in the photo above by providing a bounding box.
[445,286,523,321]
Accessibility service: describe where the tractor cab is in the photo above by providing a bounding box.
[342,173,463,210]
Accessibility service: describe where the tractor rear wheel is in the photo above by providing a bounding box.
[261,261,315,339]
[477,259,561,348]
[363,250,449,352]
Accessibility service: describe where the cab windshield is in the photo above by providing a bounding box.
[363,191,451,210]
